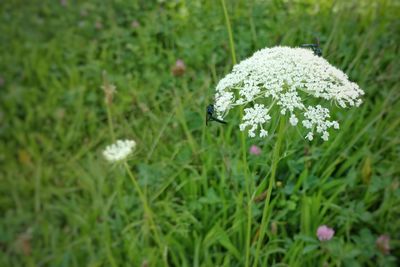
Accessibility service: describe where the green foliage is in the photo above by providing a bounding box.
[0,0,399,266]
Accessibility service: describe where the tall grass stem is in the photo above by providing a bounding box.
[221,0,237,65]
[220,1,252,266]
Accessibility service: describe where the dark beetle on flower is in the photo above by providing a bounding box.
[301,38,322,57]
[206,104,227,125]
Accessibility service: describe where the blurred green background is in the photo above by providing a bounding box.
[0,0,399,266]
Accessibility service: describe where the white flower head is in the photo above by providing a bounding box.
[214,46,364,141]
[289,114,299,126]
[103,139,136,162]
[239,104,271,138]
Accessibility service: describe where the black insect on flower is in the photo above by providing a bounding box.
[301,38,322,57]
[206,104,227,125]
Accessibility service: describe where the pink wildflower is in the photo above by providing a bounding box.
[172,59,186,76]
[131,20,140,29]
[316,225,334,241]
[376,235,390,254]
[95,21,103,30]
[80,9,88,17]
[249,145,261,155]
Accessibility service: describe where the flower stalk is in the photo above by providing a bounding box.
[102,71,116,142]
[253,118,285,266]
[101,75,168,265]
[220,0,237,65]
[220,1,253,266]
[124,162,168,266]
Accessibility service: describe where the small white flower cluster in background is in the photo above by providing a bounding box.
[103,139,136,162]
[214,46,364,141]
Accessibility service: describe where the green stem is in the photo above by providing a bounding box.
[253,118,285,267]
[106,105,115,142]
[221,0,237,65]
[220,2,252,266]
[102,73,116,266]
[123,162,168,266]
[245,177,252,267]
[102,71,116,142]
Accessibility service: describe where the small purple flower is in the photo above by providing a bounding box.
[316,225,334,241]
[376,235,390,254]
[171,59,186,76]
[95,21,103,30]
[0,76,4,87]
[175,59,185,69]
[80,9,88,17]
[249,145,261,155]
[131,20,140,29]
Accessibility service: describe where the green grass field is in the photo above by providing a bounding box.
[1,0,399,266]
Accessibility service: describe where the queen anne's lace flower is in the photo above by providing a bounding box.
[103,139,136,162]
[214,46,364,140]
[240,104,271,137]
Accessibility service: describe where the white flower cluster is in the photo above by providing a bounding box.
[103,139,136,162]
[239,104,271,137]
[214,46,364,140]
[302,105,339,141]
